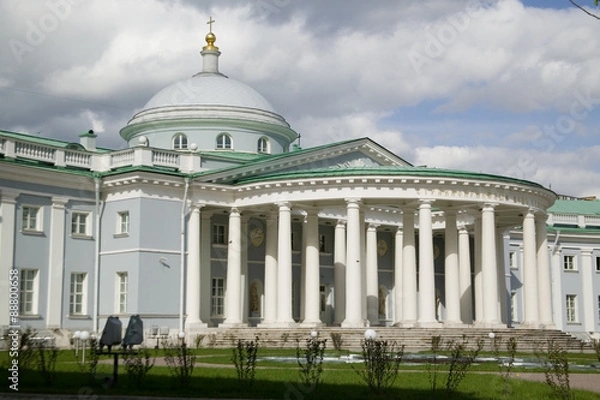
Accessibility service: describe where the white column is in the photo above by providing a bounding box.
[444,211,461,325]
[418,200,439,326]
[220,207,246,327]
[480,203,501,326]
[497,229,509,324]
[47,197,68,328]
[275,202,295,326]
[521,209,540,328]
[333,220,346,325]
[301,209,323,326]
[366,223,379,326]
[473,216,483,322]
[550,245,563,329]
[259,214,278,326]
[402,207,417,326]
[200,212,212,324]
[393,227,403,325]
[0,191,18,327]
[185,204,207,330]
[342,199,365,327]
[360,210,367,322]
[458,226,473,324]
[581,248,595,332]
[240,216,249,323]
[536,214,554,329]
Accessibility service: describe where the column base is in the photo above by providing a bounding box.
[417,321,442,328]
[442,320,465,328]
[341,320,367,328]
[269,320,298,328]
[540,322,556,330]
[299,320,325,328]
[185,321,208,331]
[473,321,506,330]
[519,321,541,329]
[394,320,417,328]
[218,321,248,328]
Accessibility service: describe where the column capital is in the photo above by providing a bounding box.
[345,198,362,206]
[367,223,379,231]
[458,225,469,234]
[230,207,241,216]
[482,202,499,211]
[418,198,435,207]
[276,201,292,210]
[190,201,206,210]
[52,196,70,207]
[336,219,346,228]
[0,189,19,203]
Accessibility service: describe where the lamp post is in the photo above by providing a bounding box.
[80,331,90,365]
[73,331,81,357]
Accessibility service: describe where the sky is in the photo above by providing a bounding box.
[0,0,599,198]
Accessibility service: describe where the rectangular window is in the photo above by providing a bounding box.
[509,251,517,269]
[291,231,299,251]
[117,211,130,235]
[212,224,226,245]
[116,272,128,314]
[22,206,41,232]
[69,273,86,315]
[563,255,576,271]
[319,234,327,253]
[19,269,38,315]
[71,212,90,236]
[510,291,517,322]
[596,257,600,272]
[211,277,224,316]
[566,294,578,323]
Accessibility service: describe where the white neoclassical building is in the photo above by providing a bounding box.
[0,27,598,344]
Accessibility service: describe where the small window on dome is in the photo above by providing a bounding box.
[173,133,188,150]
[216,133,232,150]
[257,137,270,154]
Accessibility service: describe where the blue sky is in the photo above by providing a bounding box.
[0,0,599,196]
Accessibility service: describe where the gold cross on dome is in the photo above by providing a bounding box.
[207,16,215,33]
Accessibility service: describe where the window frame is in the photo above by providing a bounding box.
[509,251,518,270]
[563,254,577,271]
[212,224,227,245]
[116,272,128,314]
[21,205,42,233]
[596,256,600,272]
[211,277,225,317]
[257,137,270,154]
[216,133,232,150]
[19,269,39,315]
[116,211,130,236]
[172,133,188,150]
[565,294,578,323]
[319,234,328,253]
[71,211,91,238]
[69,272,87,316]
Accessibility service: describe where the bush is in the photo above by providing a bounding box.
[330,332,343,351]
[163,340,196,388]
[123,347,155,388]
[445,337,484,394]
[535,340,571,400]
[232,336,259,389]
[353,338,404,396]
[296,336,327,388]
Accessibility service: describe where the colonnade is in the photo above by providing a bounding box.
[184,199,554,330]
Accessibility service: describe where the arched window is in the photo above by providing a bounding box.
[216,133,232,149]
[172,133,188,150]
[257,137,270,154]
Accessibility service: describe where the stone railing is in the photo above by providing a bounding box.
[0,134,202,174]
[548,212,600,228]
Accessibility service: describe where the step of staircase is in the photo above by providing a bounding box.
[189,327,588,353]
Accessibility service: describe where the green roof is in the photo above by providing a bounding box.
[234,165,552,189]
[548,199,600,215]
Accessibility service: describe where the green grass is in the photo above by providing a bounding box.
[1,347,599,399]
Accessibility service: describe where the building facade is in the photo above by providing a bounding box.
[1,29,598,343]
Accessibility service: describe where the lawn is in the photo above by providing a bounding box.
[1,346,599,399]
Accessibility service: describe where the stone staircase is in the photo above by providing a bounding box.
[190,327,588,353]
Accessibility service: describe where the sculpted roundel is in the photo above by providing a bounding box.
[250,227,265,247]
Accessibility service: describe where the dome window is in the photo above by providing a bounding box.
[216,133,232,150]
[173,133,188,150]
[257,137,270,154]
